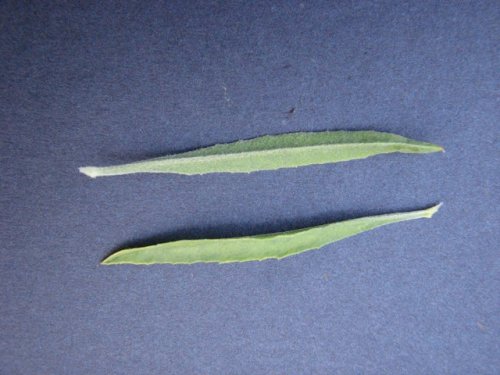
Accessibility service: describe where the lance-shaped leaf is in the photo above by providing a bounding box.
[102,204,442,265]
[80,131,443,177]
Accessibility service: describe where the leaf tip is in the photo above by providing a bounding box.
[79,166,100,178]
[425,202,443,218]
[100,252,118,265]
[427,143,444,153]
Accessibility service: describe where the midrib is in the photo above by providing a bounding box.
[127,141,429,167]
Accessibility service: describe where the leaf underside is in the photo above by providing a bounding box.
[102,204,442,265]
[80,131,443,177]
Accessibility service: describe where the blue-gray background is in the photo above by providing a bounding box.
[1,1,498,374]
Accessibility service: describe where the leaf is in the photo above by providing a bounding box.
[102,204,442,265]
[80,131,443,177]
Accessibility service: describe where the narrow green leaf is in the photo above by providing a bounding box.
[80,131,443,177]
[102,204,442,265]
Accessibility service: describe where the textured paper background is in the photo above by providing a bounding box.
[1,1,498,374]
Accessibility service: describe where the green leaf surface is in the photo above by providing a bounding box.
[80,131,443,177]
[102,204,442,265]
